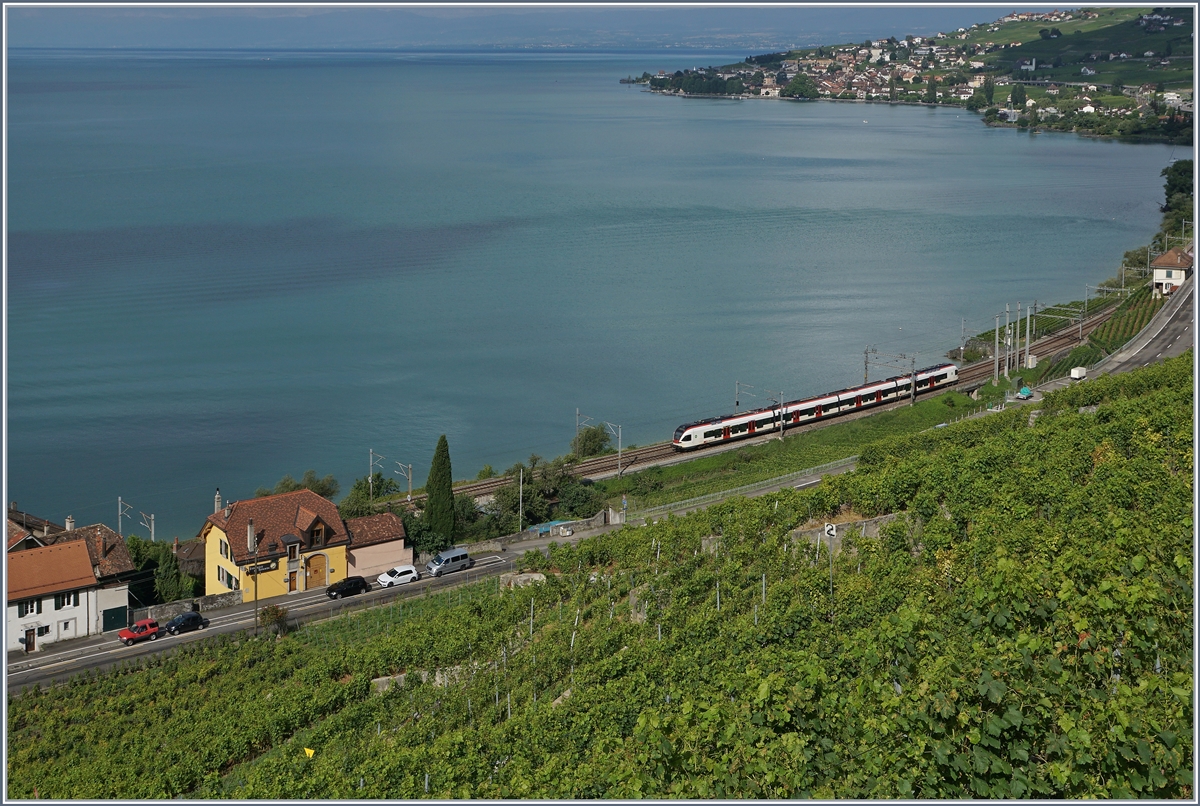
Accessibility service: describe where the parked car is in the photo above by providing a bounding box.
[425,547,473,578]
[326,576,370,599]
[118,619,160,646]
[377,564,420,588]
[1015,387,1033,400]
[164,611,208,635]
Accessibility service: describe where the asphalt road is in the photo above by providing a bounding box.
[6,554,521,692]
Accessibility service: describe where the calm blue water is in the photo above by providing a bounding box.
[7,50,1176,539]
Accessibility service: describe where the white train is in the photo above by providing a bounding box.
[672,363,959,450]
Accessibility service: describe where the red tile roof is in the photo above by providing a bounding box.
[7,541,96,601]
[345,513,407,549]
[42,524,136,579]
[1150,247,1194,270]
[205,489,347,565]
[7,519,35,551]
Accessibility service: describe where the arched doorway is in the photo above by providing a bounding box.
[306,554,327,588]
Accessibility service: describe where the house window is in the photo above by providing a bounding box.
[1166,270,1174,278]
[217,566,240,590]
[36,626,50,637]
[288,544,299,561]
[54,592,79,610]
[17,599,42,618]
[220,540,230,559]
[312,525,324,546]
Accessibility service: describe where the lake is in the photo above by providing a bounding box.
[6,49,1176,539]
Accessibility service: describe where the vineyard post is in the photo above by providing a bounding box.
[762,573,766,604]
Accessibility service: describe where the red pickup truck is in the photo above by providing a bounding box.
[118,619,161,646]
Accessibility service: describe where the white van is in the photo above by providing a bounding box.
[425,547,472,578]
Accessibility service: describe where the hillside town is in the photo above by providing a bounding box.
[639,8,1192,139]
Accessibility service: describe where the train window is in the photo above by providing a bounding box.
[704,429,721,439]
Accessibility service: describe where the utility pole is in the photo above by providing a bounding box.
[604,422,623,476]
[394,461,413,502]
[960,319,966,362]
[864,346,870,383]
[518,468,523,533]
[1015,302,1021,374]
[909,355,917,405]
[369,449,385,501]
[993,314,1000,383]
[770,392,785,441]
[139,511,155,542]
[575,408,593,437]
[1004,303,1010,379]
[118,496,131,537]
[1024,302,1032,369]
[735,381,754,413]
[865,348,920,405]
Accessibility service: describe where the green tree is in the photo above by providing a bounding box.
[1010,82,1026,108]
[256,469,340,499]
[125,534,200,606]
[424,435,455,546]
[337,473,400,518]
[888,74,898,101]
[571,425,612,458]
[965,89,988,111]
[983,74,995,104]
[476,464,496,480]
[924,76,938,103]
[781,73,819,99]
[1162,159,1193,203]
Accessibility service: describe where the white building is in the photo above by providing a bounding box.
[1151,248,1194,296]
[7,541,128,652]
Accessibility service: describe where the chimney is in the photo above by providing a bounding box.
[65,515,75,531]
[247,517,256,554]
[214,488,222,514]
[173,536,180,554]
[224,504,231,519]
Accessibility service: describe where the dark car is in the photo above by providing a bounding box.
[164,611,208,635]
[326,576,370,599]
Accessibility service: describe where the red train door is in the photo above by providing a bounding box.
[723,425,731,439]
[815,404,822,417]
[855,395,862,408]
[876,390,882,403]
[748,420,756,434]
[792,411,800,424]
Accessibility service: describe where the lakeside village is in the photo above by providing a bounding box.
[628,8,1193,141]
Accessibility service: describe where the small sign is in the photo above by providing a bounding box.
[824,523,836,539]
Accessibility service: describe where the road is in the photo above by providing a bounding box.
[6,554,518,692]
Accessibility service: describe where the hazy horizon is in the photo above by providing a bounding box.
[7,6,1055,52]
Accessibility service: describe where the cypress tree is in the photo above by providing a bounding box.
[424,434,455,545]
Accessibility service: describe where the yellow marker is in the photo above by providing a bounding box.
[304,748,315,759]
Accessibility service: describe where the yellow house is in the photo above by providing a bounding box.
[200,488,351,599]
[200,488,412,600]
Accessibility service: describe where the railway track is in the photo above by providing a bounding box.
[376,302,1123,511]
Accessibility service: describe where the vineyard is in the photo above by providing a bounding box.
[1088,286,1167,355]
[7,353,1193,799]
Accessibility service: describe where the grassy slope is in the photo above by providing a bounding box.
[7,354,1191,799]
